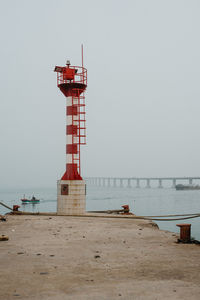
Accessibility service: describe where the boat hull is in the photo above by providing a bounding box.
[21,200,40,204]
[175,184,200,190]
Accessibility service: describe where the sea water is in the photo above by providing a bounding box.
[0,186,200,240]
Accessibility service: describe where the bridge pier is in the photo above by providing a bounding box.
[136,179,140,188]
[158,179,163,188]
[127,179,131,188]
[113,178,117,187]
[189,178,193,185]
[107,178,111,187]
[146,179,151,188]
[172,178,176,188]
[120,179,123,188]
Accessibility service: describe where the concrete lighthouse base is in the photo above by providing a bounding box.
[57,180,86,215]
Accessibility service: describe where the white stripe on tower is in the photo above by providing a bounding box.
[66,115,79,125]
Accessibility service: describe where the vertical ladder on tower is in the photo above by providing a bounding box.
[72,92,86,175]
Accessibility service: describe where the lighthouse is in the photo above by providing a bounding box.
[54,50,87,215]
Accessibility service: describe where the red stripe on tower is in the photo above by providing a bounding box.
[66,144,78,154]
[66,124,78,135]
[67,106,78,115]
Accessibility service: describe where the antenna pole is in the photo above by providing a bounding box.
[82,44,84,68]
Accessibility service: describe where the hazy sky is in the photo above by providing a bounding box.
[0,0,200,188]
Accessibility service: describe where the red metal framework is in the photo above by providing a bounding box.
[71,90,86,176]
[54,62,87,180]
[55,65,87,87]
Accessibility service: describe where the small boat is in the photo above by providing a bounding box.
[21,195,40,203]
[175,184,200,191]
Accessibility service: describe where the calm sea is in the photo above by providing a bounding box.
[1,185,200,240]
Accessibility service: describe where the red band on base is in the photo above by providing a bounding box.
[61,163,82,180]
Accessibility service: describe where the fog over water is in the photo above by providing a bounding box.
[0,1,200,188]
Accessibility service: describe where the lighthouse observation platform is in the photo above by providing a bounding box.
[85,177,200,188]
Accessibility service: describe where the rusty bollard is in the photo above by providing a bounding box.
[176,223,191,243]
[122,205,130,213]
[13,205,20,212]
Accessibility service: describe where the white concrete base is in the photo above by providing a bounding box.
[57,180,86,215]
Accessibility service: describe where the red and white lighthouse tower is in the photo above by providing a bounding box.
[54,49,87,214]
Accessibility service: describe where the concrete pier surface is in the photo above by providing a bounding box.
[1,215,200,300]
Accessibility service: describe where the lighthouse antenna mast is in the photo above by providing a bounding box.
[82,44,84,69]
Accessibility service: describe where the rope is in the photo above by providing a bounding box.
[8,211,200,222]
[144,213,200,217]
[141,215,200,221]
[0,201,12,210]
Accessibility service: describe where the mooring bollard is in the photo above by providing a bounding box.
[121,205,130,214]
[176,223,191,242]
[13,205,20,212]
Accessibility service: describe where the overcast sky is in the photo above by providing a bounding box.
[0,0,200,188]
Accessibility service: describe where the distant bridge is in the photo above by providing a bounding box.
[85,177,200,188]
